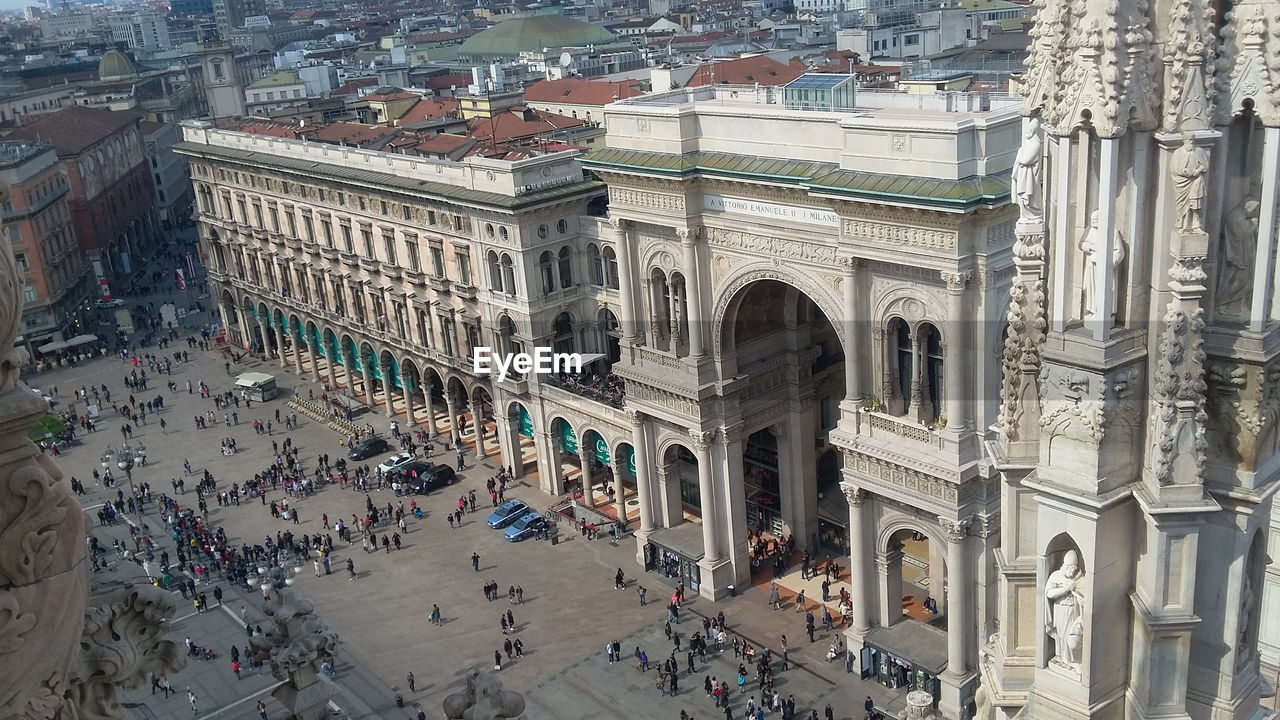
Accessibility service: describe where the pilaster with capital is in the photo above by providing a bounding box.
[607,217,641,342]
[688,429,720,562]
[842,257,864,405]
[842,482,871,632]
[940,271,971,431]
[940,516,972,678]
[677,226,705,358]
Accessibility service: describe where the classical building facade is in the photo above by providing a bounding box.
[583,80,1020,718]
[980,0,1280,718]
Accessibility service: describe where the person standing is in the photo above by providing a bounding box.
[346,558,356,581]
[255,700,268,719]
[406,672,415,693]
[494,649,502,671]
[769,581,781,610]
[472,552,480,572]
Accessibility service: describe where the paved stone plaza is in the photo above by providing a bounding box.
[32,298,918,720]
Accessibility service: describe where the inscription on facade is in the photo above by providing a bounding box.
[705,227,837,264]
[843,219,957,251]
[703,194,839,227]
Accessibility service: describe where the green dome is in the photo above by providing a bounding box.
[99,50,138,81]
[460,15,616,58]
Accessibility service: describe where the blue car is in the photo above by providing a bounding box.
[504,513,549,542]
[486,499,531,529]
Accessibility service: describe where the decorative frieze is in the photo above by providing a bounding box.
[626,382,699,417]
[843,450,960,503]
[843,219,957,251]
[705,227,837,264]
[610,188,686,212]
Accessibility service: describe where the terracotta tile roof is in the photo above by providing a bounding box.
[362,91,419,102]
[686,55,805,87]
[466,108,585,144]
[523,78,646,106]
[228,120,302,139]
[306,122,399,147]
[397,97,459,125]
[413,133,473,154]
[8,105,143,156]
[333,77,379,96]
[290,9,316,20]
[422,72,474,91]
[670,30,732,47]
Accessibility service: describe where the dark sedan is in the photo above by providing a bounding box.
[402,463,457,494]
[348,437,390,460]
[504,513,550,542]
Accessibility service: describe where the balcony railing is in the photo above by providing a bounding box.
[543,373,625,409]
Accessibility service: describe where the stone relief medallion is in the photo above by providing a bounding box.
[658,251,675,272]
[714,254,731,278]
[903,298,925,321]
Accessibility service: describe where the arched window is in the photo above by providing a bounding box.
[557,246,573,289]
[487,250,503,292]
[923,323,944,424]
[588,243,604,286]
[603,246,619,289]
[552,312,574,355]
[894,319,912,416]
[500,315,522,357]
[539,251,555,294]
[500,254,515,295]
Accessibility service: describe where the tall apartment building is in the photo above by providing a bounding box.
[107,13,172,52]
[213,0,265,41]
[38,12,95,40]
[0,141,90,354]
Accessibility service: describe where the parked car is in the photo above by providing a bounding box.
[94,299,125,309]
[377,453,415,475]
[348,437,390,460]
[486,499,531,529]
[504,512,550,542]
[401,463,457,494]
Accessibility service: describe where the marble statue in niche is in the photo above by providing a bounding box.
[1079,211,1126,321]
[1216,196,1259,319]
[1011,115,1045,223]
[1044,550,1085,671]
[1170,136,1209,234]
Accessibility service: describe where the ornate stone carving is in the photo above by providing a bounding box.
[704,227,837,264]
[1170,137,1210,233]
[998,278,1047,443]
[1216,194,1260,320]
[939,516,970,543]
[444,669,526,720]
[688,429,714,450]
[1162,0,1217,131]
[843,450,960,504]
[626,382,698,417]
[249,589,341,720]
[940,271,970,293]
[841,484,867,507]
[1079,211,1126,320]
[1214,3,1280,124]
[65,586,184,720]
[1044,550,1086,672]
[610,187,685,212]
[1022,0,1160,137]
[842,219,957,251]
[1011,115,1045,222]
[1150,307,1208,484]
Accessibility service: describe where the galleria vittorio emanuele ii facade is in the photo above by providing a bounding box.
[1,0,1279,717]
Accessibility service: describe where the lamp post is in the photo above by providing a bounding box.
[102,442,145,518]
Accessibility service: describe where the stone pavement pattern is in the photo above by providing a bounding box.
[34,308,911,720]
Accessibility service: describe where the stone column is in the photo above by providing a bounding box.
[691,429,719,562]
[842,258,863,405]
[444,393,458,444]
[236,307,250,348]
[325,341,337,390]
[876,547,904,627]
[381,362,393,418]
[1049,134,1073,333]
[941,517,970,679]
[307,332,320,383]
[629,413,653,534]
[291,333,303,376]
[504,415,525,477]
[941,271,969,431]
[843,484,871,632]
[908,333,924,421]
[678,228,704,358]
[578,445,594,507]
[401,379,414,428]
[422,384,436,438]
[538,431,564,495]
[1091,137,1121,341]
[1257,126,1280,329]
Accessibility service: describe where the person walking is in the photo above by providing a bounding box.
[346,558,356,581]
[430,604,441,625]
[638,585,647,605]
[472,552,480,572]
[187,688,198,716]
[406,672,415,693]
[255,700,268,719]
[768,581,781,609]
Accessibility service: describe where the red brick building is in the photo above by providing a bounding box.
[8,106,159,300]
